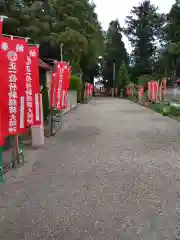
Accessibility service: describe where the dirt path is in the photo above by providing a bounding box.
[0,98,180,239]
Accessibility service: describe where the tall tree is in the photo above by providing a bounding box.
[102,19,128,88]
[124,0,165,81]
[165,1,180,83]
[116,60,130,96]
[0,0,103,75]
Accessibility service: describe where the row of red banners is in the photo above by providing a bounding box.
[147,80,167,101]
[126,80,167,101]
[84,83,93,97]
[0,20,41,145]
[50,61,71,110]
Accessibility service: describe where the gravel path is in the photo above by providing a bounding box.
[1,97,180,239]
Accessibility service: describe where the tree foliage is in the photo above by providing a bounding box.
[116,61,130,93]
[165,1,180,81]
[102,19,128,88]
[124,0,165,82]
[0,0,104,78]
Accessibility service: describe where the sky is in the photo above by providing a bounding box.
[94,0,175,53]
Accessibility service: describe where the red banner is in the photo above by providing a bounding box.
[55,62,71,110]
[0,108,4,146]
[25,45,41,126]
[164,79,167,96]
[85,83,88,97]
[139,86,144,98]
[154,81,158,101]
[159,81,162,101]
[55,62,63,110]
[148,82,151,100]
[61,63,71,109]
[0,37,27,136]
[0,18,3,35]
[151,81,156,101]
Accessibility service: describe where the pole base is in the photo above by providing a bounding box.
[0,167,4,183]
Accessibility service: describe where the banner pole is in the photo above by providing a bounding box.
[0,147,4,183]
[50,61,57,135]
[0,107,4,183]
[2,34,30,40]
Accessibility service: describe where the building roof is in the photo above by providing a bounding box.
[39,59,53,71]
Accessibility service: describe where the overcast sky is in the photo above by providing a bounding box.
[94,0,175,52]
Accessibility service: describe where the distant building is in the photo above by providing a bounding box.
[95,80,103,90]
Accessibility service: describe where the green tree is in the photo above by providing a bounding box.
[124,0,165,80]
[102,19,128,89]
[1,0,103,75]
[117,61,130,96]
[165,1,180,83]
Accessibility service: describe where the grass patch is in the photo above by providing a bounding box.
[128,97,180,119]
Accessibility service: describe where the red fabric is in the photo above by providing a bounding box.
[148,82,151,100]
[55,62,70,110]
[86,83,88,96]
[88,83,91,96]
[154,81,158,101]
[0,37,27,136]
[139,87,144,97]
[50,72,55,108]
[156,81,159,101]
[55,62,62,110]
[151,81,155,101]
[164,79,167,96]
[61,63,71,109]
[159,81,162,101]
[0,18,3,35]
[0,108,4,146]
[25,46,41,126]
[126,88,128,96]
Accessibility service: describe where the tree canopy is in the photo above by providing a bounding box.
[124,0,165,82]
[2,0,180,88]
[0,0,104,79]
[102,19,128,88]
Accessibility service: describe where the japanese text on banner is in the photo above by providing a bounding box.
[0,37,27,135]
[26,51,33,125]
[25,46,41,126]
[0,18,3,35]
[55,62,63,110]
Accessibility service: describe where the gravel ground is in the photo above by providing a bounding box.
[1,97,180,239]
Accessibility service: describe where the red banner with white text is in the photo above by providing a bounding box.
[0,37,27,136]
[55,62,71,110]
[61,63,71,109]
[25,45,41,126]
[55,62,63,110]
[0,18,3,35]
[0,108,4,146]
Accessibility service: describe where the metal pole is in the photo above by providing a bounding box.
[60,43,64,62]
[0,147,4,183]
[49,61,57,135]
[113,61,116,97]
[2,34,30,40]
[0,107,4,183]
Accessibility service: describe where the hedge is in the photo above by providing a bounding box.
[69,75,82,103]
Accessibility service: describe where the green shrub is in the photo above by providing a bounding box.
[148,102,161,113]
[142,90,148,102]
[161,106,170,116]
[169,105,180,117]
[70,75,82,103]
[138,75,152,87]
